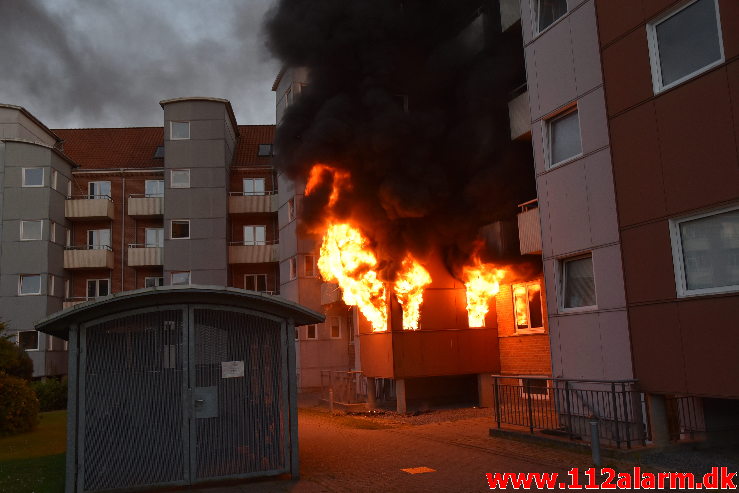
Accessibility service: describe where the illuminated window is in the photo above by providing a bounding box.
[329,316,341,339]
[536,0,567,33]
[670,205,739,297]
[306,324,317,340]
[561,255,596,310]
[243,178,265,195]
[170,121,190,140]
[547,107,581,168]
[647,0,724,93]
[512,282,544,333]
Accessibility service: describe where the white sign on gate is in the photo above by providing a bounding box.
[221,360,245,378]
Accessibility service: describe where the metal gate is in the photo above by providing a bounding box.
[78,305,288,492]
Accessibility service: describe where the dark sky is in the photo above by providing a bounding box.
[0,0,279,129]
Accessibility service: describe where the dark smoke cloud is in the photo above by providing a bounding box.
[265,0,536,278]
[0,0,278,128]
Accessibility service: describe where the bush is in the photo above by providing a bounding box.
[31,378,68,412]
[0,373,39,436]
[0,336,33,380]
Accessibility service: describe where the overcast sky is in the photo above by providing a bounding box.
[0,0,280,129]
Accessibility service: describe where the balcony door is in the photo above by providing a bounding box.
[243,225,266,246]
[87,229,111,250]
[145,228,164,248]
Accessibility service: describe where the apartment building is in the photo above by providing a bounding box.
[0,99,279,377]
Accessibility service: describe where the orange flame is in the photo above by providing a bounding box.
[463,262,506,328]
[513,284,528,328]
[305,164,352,208]
[317,223,388,331]
[394,257,432,330]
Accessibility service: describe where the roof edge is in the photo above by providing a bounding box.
[1,138,79,167]
[159,97,239,137]
[0,103,62,143]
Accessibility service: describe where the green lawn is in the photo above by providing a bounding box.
[0,410,66,493]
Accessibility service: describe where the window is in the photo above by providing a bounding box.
[536,0,567,33]
[329,316,341,339]
[171,220,190,239]
[20,220,43,241]
[145,228,164,247]
[22,168,44,187]
[289,257,297,280]
[153,146,165,159]
[306,324,317,340]
[145,277,164,288]
[547,108,581,168]
[86,279,110,299]
[670,205,739,297]
[50,221,56,243]
[87,229,111,250]
[170,121,190,140]
[520,378,549,400]
[512,282,544,333]
[18,331,39,351]
[171,169,190,188]
[48,275,56,297]
[245,274,268,292]
[287,197,296,222]
[88,181,111,199]
[243,225,266,246]
[51,169,58,190]
[145,180,164,197]
[647,0,724,93]
[19,275,41,295]
[304,255,316,277]
[243,178,266,196]
[171,271,191,285]
[562,255,596,309]
[257,144,273,157]
[295,327,300,341]
[347,310,355,343]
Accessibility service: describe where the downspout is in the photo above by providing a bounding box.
[121,174,125,292]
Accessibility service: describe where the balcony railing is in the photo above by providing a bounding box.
[508,87,530,140]
[127,244,163,266]
[228,191,279,214]
[228,240,279,264]
[128,194,164,217]
[63,245,114,269]
[65,194,115,221]
[517,199,542,255]
[491,375,646,449]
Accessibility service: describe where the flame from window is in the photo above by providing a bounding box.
[463,262,507,328]
[393,257,432,330]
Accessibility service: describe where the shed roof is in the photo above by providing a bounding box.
[35,285,324,340]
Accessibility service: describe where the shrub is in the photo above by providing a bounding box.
[0,335,33,380]
[31,377,68,412]
[0,373,39,436]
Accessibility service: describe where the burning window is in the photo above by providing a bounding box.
[513,282,544,332]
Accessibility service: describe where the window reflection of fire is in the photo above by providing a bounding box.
[513,282,543,331]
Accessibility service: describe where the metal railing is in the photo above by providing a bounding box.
[228,240,279,246]
[666,395,706,441]
[320,371,368,405]
[64,244,113,251]
[518,198,538,212]
[492,375,646,449]
[228,191,277,196]
[128,193,164,198]
[128,243,163,248]
[67,194,113,200]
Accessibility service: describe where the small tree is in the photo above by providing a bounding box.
[0,322,33,380]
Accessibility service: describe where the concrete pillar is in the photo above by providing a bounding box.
[478,373,494,408]
[366,377,377,410]
[396,379,407,414]
[647,393,671,446]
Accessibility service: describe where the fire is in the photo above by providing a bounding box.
[317,223,388,331]
[463,262,507,328]
[513,284,528,328]
[305,164,351,208]
[393,257,432,330]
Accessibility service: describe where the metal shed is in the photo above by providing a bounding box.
[35,286,324,493]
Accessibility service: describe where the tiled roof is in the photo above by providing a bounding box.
[52,125,275,169]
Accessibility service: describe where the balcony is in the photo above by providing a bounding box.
[321,282,342,306]
[128,194,163,217]
[228,241,279,264]
[64,246,114,269]
[63,298,87,309]
[508,87,531,140]
[517,199,542,255]
[228,192,279,214]
[127,244,163,267]
[65,195,115,221]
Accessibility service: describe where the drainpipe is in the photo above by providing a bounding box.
[121,174,125,292]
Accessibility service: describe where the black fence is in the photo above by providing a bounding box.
[492,376,647,449]
[665,395,706,441]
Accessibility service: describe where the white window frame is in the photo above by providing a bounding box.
[17,330,40,351]
[519,378,551,400]
[244,273,268,292]
[170,169,190,188]
[512,281,545,334]
[88,180,111,199]
[306,324,318,340]
[145,277,164,288]
[86,278,110,299]
[669,203,739,298]
[20,220,43,241]
[48,274,56,297]
[87,229,111,250]
[329,316,341,339]
[50,220,56,243]
[646,0,725,94]
[170,220,190,240]
[51,169,59,190]
[19,274,42,296]
[545,105,582,169]
[170,121,190,140]
[171,271,191,285]
[533,0,568,36]
[243,225,266,246]
[145,179,165,198]
[145,228,164,248]
[559,253,597,312]
[289,257,297,280]
[243,177,266,196]
[22,167,44,187]
[295,326,300,341]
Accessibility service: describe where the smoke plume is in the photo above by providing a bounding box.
[265,0,536,279]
